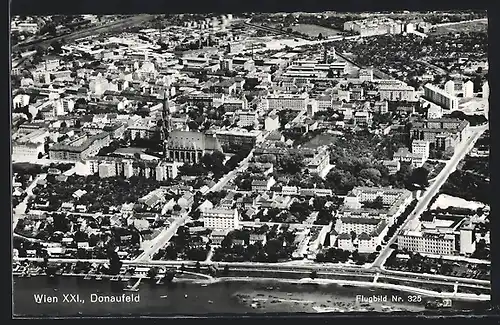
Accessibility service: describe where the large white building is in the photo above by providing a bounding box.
[378,83,416,102]
[12,142,45,161]
[11,22,40,34]
[98,161,117,178]
[264,112,280,131]
[444,80,455,95]
[267,93,309,111]
[13,94,30,109]
[463,80,474,98]
[482,81,489,99]
[398,231,455,256]
[424,83,459,110]
[411,140,430,163]
[398,212,477,256]
[202,208,240,230]
[12,129,49,161]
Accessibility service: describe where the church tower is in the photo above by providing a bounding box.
[161,90,172,159]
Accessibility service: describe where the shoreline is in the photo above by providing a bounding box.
[14,272,490,302]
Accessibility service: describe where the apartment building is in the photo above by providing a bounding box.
[305,148,330,175]
[267,93,309,111]
[335,217,388,253]
[202,208,240,230]
[412,140,430,162]
[410,118,469,151]
[213,129,263,153]
[424,83,459,110]
[393,147,426,168]
[378,83,417,102]
[398,231,456,256]
[86,156,135,178]
[128,118,160,140]
[236,109,258,127]
[398,211,477,256]
[49,132,110,162]
[155,160,182,181]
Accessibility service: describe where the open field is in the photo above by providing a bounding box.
[289,24,342,37]
[430,194,486,211]
[430,20,488,35]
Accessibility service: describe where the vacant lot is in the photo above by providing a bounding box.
[290,24,342,37]
[430,20,488,35]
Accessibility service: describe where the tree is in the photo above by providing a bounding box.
[351,250,359,261]
[364,196,384,209]
[409,167,429,188]
[108,252,122,275]
[310,270,318,279]
[164,270,175,283]
[318,33,324,40]
[376,245,382,252]
[279,152,305,174]
[147,267,159,279]
[359,168,382,183]
[50,40,62,54]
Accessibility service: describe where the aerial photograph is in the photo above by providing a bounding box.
[11,10,490,317]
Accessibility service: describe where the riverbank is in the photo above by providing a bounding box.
[13,270,489,302]
[209,277,490,302]
[233,289,425,313]
[14,276,489,317]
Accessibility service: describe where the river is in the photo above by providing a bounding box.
[13,276,489,317]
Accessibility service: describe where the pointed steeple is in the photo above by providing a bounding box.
[161,89,171,158]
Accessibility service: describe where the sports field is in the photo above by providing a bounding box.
[430,19,488,35]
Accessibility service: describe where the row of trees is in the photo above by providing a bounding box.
[383,200,418,243]
[441,168,490,204]
[325,161,429,195]
[212,228,298,263]
[316,248,379,265]
[386,250,490,280]
[179,149,251,180]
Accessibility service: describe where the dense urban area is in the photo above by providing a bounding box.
[12,10,490,310]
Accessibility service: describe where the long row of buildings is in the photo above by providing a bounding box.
[330,187,413,253]
[398,210,479,256]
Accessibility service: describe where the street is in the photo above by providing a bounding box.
[13,173,46,231]
[13,15,157,52]
[207,149,254,193]
[134,212,190,262]
[135,144,257,262]
[15,256,489,288]
[372,125,488,269]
